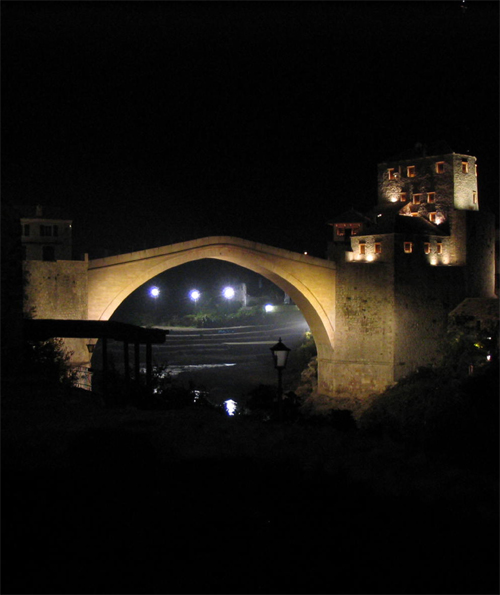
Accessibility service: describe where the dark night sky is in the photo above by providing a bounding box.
[3,1,499,259]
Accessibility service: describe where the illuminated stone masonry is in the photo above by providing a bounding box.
[327,143,497,397]
[20,144,498,403]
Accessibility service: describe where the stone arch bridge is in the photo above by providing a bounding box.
[25,235,401,401]
[87,236,338,397]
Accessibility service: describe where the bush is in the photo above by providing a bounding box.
[244,384,276,419]
[358,361,499,468]
[23,338,77,389]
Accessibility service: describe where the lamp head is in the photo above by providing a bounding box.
[270,337,291,369]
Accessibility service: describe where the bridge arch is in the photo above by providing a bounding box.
[88,237,337,393]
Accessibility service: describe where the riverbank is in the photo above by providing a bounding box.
[2,387,498,594]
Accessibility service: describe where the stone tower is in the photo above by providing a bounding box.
[327,143,496,398]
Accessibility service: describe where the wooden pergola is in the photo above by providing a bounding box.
[23,319,169,392]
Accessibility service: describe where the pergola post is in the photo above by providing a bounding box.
[146,341,152,393]
[102,336,108,395]
[123,341,130,382]
[134,341,140,382]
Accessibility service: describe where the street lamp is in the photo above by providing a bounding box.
[149,286,160,320]
[270,337,291,422]
[222,286,235,300]
[222,286,235,311]
[189,289,201,306]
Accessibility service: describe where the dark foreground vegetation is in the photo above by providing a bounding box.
[2,335,499,594]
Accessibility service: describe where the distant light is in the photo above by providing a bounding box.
[303,251,308,255]
[149,286,160,298]
[486,354,492,362]
[377,214,382,217]
[189,289,200,302]
[223,286,235,300]
[264,304,274,313]
[224,399,237,416]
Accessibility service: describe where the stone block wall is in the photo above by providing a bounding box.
[23,260,90,366]
[392,249,465,381]
[465,210,497,298]
[332,259,396,397]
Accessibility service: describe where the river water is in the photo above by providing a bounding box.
[91,309,310,406]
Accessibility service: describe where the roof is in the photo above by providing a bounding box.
[23,319,168,344]
[381,140,456,163]
[15,205,73,221]
[352,203,449,236]
[327,208,373,225]
[448,298,499,322]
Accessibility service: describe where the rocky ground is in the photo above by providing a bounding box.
[2,386,498,594]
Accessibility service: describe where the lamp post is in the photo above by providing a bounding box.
[270,337,291,422]
[222,286,235,312]
[189,289,200,309]
[149,286,160,320]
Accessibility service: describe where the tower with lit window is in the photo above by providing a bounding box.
[327,143,496,398]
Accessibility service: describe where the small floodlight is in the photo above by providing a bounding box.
[149,286,160,298]
[223,286,235,300]
[189,289,201,302]
[264,304,274,313]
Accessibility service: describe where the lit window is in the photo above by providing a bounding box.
[359,243,366,255]
[437,242,443,254]
[413,194,422,204]
[436,161,444,174]
[429,212,437,223]
[427,192,435,203]
[400,192,407,202]
[424,242,431,254]
[388,168,397,180]
[407,166,416,178]
[351,225,360,236]
[472,191,477,204]
[404,242,413,253]
[461,160,469,174]
[475,164,478,176]
[375,243,382,254]
[337,227,345,236]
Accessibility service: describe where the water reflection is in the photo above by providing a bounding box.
[224,399,238,416]
[167,363,236,377]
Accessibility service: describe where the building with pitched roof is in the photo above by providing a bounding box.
[17,204,73,261]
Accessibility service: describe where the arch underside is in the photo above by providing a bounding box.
[89,239,336,357]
